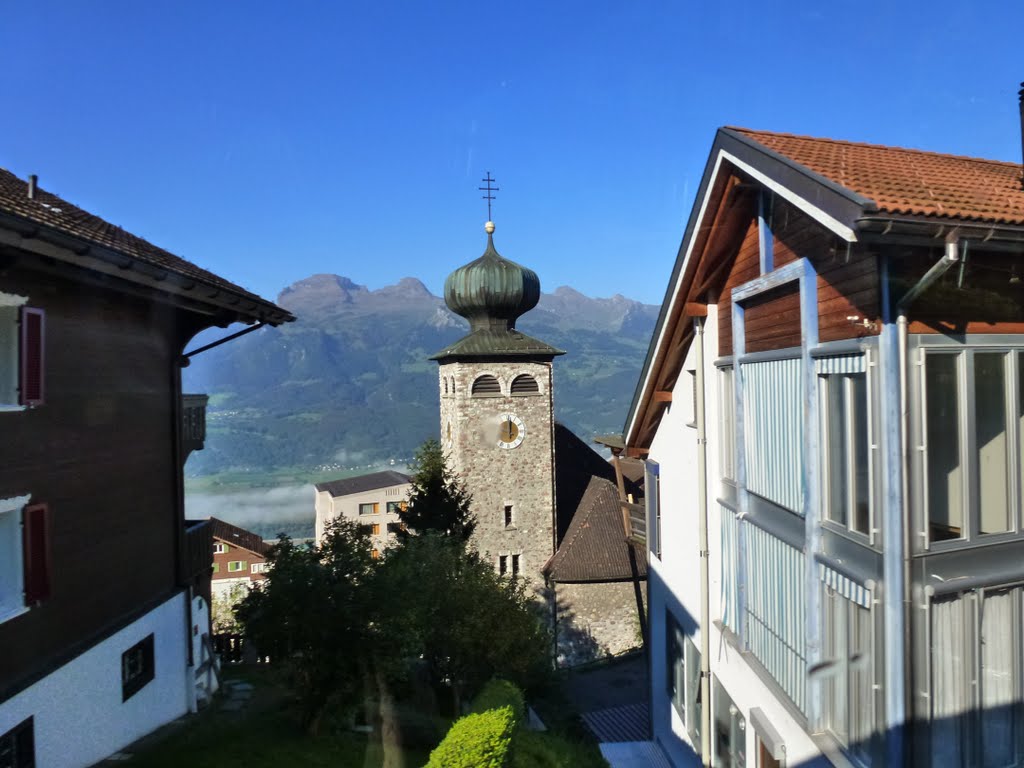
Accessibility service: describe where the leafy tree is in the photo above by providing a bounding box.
[234,519,376,735]
[379,534,550,712]
[398,439,476,541]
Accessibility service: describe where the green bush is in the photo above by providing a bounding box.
[426,708,516,768]
[471,679,526,722]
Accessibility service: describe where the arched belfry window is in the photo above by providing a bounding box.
[511,374,540,395]
[472,374,501,396]
[450,376,456,394]
[443,377,448,395]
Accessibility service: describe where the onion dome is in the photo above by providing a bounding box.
[443,221,541,332]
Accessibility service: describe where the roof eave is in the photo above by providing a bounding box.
[0,210,294,326]
[623,127,873,450]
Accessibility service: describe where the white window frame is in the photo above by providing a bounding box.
[213,542,227,555]
[819,368,874,543]
[0,495,30,624]
[0,292,28,411]
[918,346,1024,551]
[227,560,246,573]
[250,562,269,574]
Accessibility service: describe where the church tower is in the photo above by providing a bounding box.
[431,220,564,588]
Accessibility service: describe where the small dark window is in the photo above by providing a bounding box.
[0,716,34,768]
[472,375,501,396]
[511,554,520,576]
[122,633,155,702]
[504,505,513,528]
[443,378,448,395]
[510,374,539,395]
[499,555,508,575]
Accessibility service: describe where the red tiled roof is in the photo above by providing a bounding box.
[0,168,291,320]
[730,127,1024,226]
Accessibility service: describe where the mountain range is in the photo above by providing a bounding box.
[182,274,658,475]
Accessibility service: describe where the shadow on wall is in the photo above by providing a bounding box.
[547,588,607,668]
[652,560,1015,768]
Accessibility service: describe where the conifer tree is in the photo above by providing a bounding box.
[399,438,476,541]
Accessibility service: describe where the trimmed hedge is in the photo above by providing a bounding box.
[470,679,526,723]
[425,708,516,768]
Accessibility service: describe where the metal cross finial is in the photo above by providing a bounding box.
[479,172,499,220]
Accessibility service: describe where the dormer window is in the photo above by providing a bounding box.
[472,374,501,396]
[510,374,539,395]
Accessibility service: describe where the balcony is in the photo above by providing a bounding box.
[181,393,209,463]
[623,501,646,544]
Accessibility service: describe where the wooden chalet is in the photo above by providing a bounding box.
[0,168,292,767]
[625,101,1024,767]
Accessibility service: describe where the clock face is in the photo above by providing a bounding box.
[497,413,526,449]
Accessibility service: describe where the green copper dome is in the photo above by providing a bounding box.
[443,223,541,332]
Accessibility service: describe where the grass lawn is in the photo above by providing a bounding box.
[122,669,433,768]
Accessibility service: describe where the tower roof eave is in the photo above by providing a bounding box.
[430,328,565,361]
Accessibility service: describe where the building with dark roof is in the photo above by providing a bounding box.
[434,220,647,667]
[0,167,292,767]
[208,518,271,599]
[314,470,412,556]
[624,100,1024,767]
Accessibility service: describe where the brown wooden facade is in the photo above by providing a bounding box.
[0,172,292,709]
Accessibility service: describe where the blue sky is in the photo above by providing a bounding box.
[2,2,1023,306]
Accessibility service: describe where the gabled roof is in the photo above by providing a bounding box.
[210,517,269,557]
[624,126,1024,450]
[545,476,647,583]
[729,127,1024,226]
[314,470,412,497]
[0,168,293,325]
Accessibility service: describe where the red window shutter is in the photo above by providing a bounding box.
[19,307,45,406]
[22,503,51,605]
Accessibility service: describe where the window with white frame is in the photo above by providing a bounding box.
[251,562,269,574]
[930,586,1022,767]
[0,293,45,409]
[921,349,1022,545]
[227,560,247,572]
[821,586,874,763]
[720,366,735,481]
[666,611,703,746]
[666,613,685,718]
[820,370,871,537]
[213,542,227,554]
[0,496,27,621]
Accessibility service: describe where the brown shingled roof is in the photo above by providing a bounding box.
[0,168,292,322]
[210,517,270,557]
[545,476,647,583]
[730,127,1024,226]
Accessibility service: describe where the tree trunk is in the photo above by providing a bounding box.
[375,666,406,768]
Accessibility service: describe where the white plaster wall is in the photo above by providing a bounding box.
[0,591,189,768]
[648,306,826,766]
[314,482,411,551]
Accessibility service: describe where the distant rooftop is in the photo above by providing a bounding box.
[315,470,412,497]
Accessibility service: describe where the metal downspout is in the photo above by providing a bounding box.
[898,311,912,765]
[694,316,712,767]
[880,253,908,766]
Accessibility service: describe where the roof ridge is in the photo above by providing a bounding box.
[726,126,1022,169]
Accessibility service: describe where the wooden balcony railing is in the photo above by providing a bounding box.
[182,393,209,463]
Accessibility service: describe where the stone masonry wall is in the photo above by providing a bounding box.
[438,360,555,592]
[555,580,647,667]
